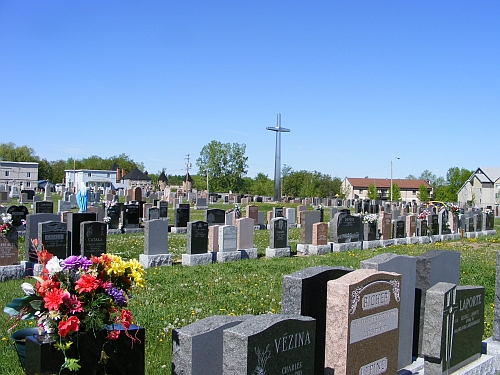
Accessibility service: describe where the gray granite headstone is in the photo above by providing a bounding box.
[330,210,361,243]
[413,250,461,357]
[38,221,68,259]
[218,225,237,252]
[282,266,352,375]
[25,213,60,262]
[172,315,251,375]
[146,207,160,221]
[421,282,484,375]
[223,314,316,375]
[360,253,417,369]
[144,219,168,255]
[300,210,321,244]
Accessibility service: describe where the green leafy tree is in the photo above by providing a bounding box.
[196,141,248,193]
[390,183,401,201]
[367,183,378,200]
[250,173,273,196]
[417,183,430,203]
[0,142,38,162]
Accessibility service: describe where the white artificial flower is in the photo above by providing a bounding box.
[46,256,62,275]
[21,282,35,296]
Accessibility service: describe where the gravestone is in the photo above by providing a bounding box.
[413,250,461,357]
[158,201,168,219]
[80,221,107,257]
[300,210,321,244]
[282,266,352,375]
[218,225,237,252]
[378,211,393,240]
[330,211,361,243]
[57,200,72,213]
[312,222,328,245]
[21,189,35,201]
[363,222,378,241]
[146,207,160,221]
[417,219,428,237]
[360,253,417,369]
[296,205,306,223]
[246,205,258,225]
[223,314,316,375]
[406,215,417,237]
[19,192,28,204]
[25,213,61,262]
[121,204,140,228]
[393,219,406,238]
[7,205,29,227]
[0,230,18,266]
[475,214,483,233]
[266,217,290,258]
[205,209,226,226]
[421,283,484,375]
[186,221,208,255]
[285,207,296,226]
[66,212,97,256]
[174,205,190,228]
[35,201,54,214]
[430,214,439,235]
[140,219,171,268]
[325,269,401,375]
[273,207,284,218]
[208,225,219,252]
[172,315,251,375]
[105,205,120,229]
[236,218,255,250]
[195,197,207,209]
[486,212,495,230]
[38,221,68,259]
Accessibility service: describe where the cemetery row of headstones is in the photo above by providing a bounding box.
[171,249,493,375]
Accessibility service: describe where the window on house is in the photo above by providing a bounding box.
[26,182,31,187]
[88,173,92,177]
[412,190,416,195]
[359,189,363,194]
[4,171,9,177]
[26,172,31,177]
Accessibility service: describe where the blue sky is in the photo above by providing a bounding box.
[1,1,499,181]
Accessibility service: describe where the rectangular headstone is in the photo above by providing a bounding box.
[158,201,168,219]
[246,205,258,225]
[378,211,393,240]
[269,217,288,249]
[186,221,208,255]
[325,269,401,375]
[205,209,226,226]
[146,207,160,221]
[144,219,169,255]
[223,314,316,375]
[208,225,219,252]
[172,315,251,375]
[421,283,484,375]
[360,253,417,369]
[282,266,352,375]
[330,211,361,243]
[38,221,68,259]
[218,225,237,252]
[105,205,121,229]
[285,208,295,225]
[312,222,328,245]
[80,221,107,257]
[175,205,190,227]
[25,213,60,261]
[413,250,461,357]
[300,210,321,244]
[121,204,140,228]
[236,218,254,250]
[66,212,97,256]
[34,201,54,214]
[0,231,18,266]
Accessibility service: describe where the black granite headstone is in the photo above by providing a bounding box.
[205,208,225,226]
[105,205,120,230]
[174,205,190,228]
[34,201,54,214]
[331,211,361,243]
[67,212,97,256]
[7,205,29,227]
[270,217,288,249]
[80,221,107,257]
[122,204,140,228]
[186,221,208,255]
[157,201,168,218]
[38,221,68,259]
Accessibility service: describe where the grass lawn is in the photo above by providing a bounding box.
[0,203,498,375]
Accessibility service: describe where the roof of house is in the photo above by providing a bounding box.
[121,168,151,181]
[158,171,168,182]
[183,173,193,182]
[474,167,500,183]
[109,162,119,171]
[345,177,432,190]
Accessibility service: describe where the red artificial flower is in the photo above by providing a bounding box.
[58,316,80,338]
[36,279,60,297]
[37,248,53,265]
[75,274,100,293]
[43,288,65,311]
[120,309,133,329]
[107,329,120,340]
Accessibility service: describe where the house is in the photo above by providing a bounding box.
[341,177,432,203]
[0,161,39,194]
[457,167,500,208]
[64,168,121,194]
[120,168,152,191]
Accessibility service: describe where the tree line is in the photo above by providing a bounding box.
[1,142,473,202]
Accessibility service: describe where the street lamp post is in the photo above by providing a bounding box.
[390,157,400,202]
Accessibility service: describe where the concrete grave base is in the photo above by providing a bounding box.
[170,227,187,234]
[363,240,384,249]
[0,264,25,281]
[123,227,143,234]
[394,238,408,245]
[466,232,478,239]
[296,244,330,255]
[430,235,442,242]
[216,251,241,263]
[382,239,395,247]
[441,234,454,241]
[330,241,362,252]
[194,206,208,210]
[399,355,494,375]
[239,248,258,259]
[265,247,290,258]
[107,229,122,235]
[407,236,420,244]
[182,253,213,266]
[484,230,497,236]
[419,236,432,244]
[139,253,172,269]
[287,223,298,228]
[484,338,500,373]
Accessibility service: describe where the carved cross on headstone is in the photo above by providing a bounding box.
[443,285,458,373]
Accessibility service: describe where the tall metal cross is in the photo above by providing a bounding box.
[267,113,290,202]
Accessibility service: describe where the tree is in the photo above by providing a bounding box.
[196,141,248,193]
[250,173,273,196]
[417,183,429,203]
[0,142,38,162]
[390,183,401,201]
[367,183,378,200]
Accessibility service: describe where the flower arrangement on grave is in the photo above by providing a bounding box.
[446,203,460,216]
[362,213,378,225]
[418,210,430,219]
[0,213,14,234]
[4,242,145,372]
[103,216,111,224]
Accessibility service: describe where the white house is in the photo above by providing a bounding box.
[0,161,39,194]
[457,167,500,208]
[64,169,124,193]
[341,177,433,203]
